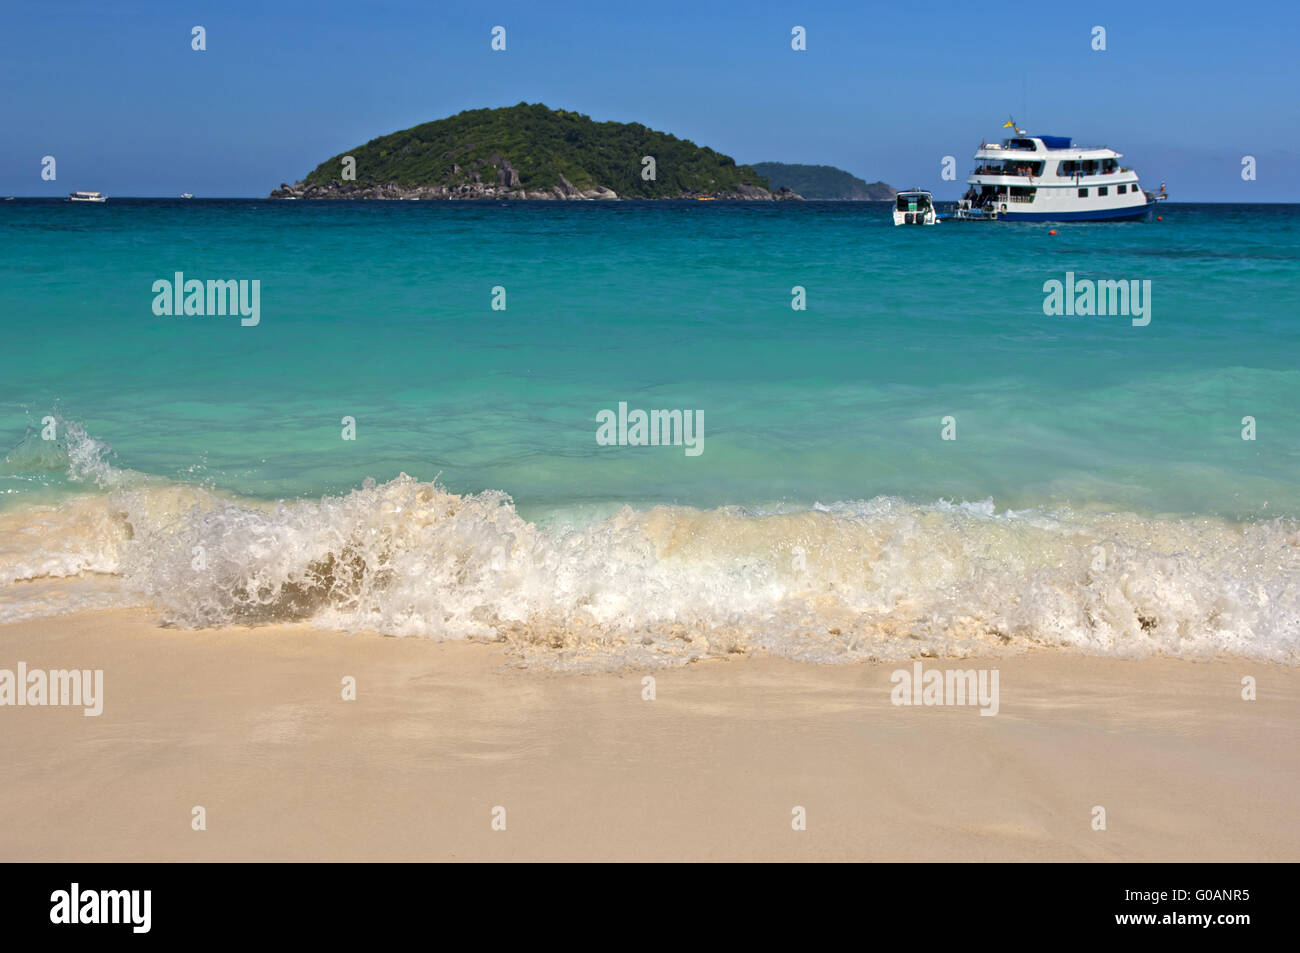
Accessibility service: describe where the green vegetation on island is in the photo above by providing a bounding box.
[273,103,797,200]
[749,162,896,200]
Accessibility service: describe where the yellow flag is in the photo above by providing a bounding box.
[1003,117,1016,128]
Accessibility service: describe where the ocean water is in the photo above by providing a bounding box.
[2,199,1298,664]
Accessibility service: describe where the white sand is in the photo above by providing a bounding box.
[1,608,1295,861]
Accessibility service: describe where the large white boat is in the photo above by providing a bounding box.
[68,191,107,203]
[953,130,1165,222]
[893,189,939,225]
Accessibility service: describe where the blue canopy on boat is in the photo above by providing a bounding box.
[1038,135,1073,149]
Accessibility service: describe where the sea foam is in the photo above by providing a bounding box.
[1,424,1297,667]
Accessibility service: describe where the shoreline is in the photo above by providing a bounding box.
[267,180,802,201]
[1,608,1295,861]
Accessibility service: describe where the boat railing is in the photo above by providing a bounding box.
[971,166,1040,178]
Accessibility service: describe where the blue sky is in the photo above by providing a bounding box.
[2,0,1296,200]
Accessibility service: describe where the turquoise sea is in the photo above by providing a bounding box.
[2,199,1298,664]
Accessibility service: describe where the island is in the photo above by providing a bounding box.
[749,162,896,200]
[270,103,801,201]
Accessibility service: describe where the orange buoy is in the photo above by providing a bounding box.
[1048,229,1057,235]
[1157,215,1163,221]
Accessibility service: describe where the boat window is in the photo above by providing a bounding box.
[1117,184,1126,194]
[1098,186,1108,196]
[1078,188,1088,198]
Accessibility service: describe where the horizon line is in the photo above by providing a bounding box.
[4,195,1294,205]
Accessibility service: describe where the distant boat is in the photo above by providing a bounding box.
[180,192,194,199]
[3,197,13,202]
[68,191,106,203]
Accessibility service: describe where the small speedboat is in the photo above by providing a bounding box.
[180,192,194,199]
[893,189,939,225]
[68,191,106,203]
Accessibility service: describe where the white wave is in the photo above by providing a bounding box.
[1,426,1297,667]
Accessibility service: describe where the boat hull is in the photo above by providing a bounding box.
[999,202,1153,222]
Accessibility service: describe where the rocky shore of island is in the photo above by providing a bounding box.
[269,178,801,201]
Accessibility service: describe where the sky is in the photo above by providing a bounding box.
[2,0,1297,200]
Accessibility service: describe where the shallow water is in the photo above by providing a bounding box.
[2,200,1297,662]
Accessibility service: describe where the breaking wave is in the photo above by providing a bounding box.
[1,423,1297,667]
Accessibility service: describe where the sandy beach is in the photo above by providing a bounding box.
[1,608,1295,862]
